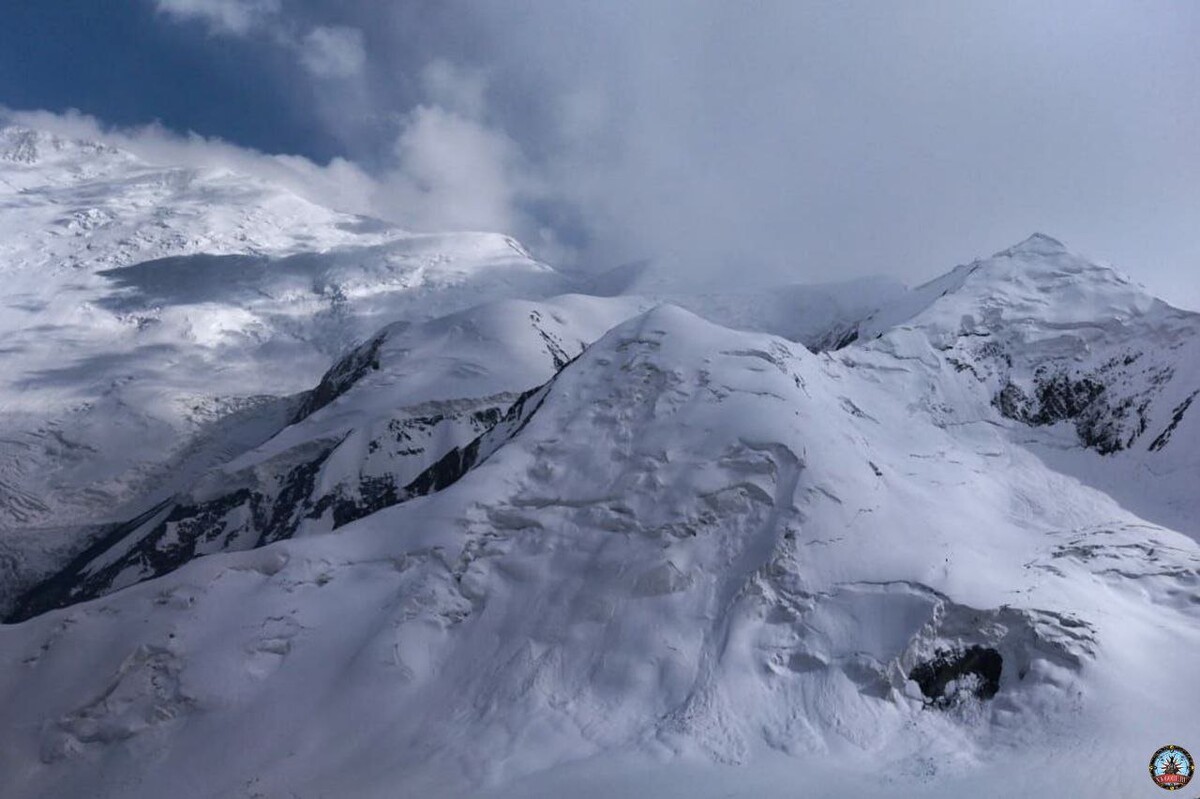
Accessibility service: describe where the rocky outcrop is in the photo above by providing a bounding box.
[5,381,551,623]
[992,357,1174,454]
[290,331,390,424]
[909,646,1003,706]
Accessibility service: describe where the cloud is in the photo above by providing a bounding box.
[2,101,555,272]
[378,1,1198,308]
[2,106,379,219]
[142,3,570,256]
[154,0,280,37]
[421,61,488,120]
[154,0,365,79]
[2,89,545,249]
[374,104,529,234]
[298,26,366,79]
[59,2,1200,311]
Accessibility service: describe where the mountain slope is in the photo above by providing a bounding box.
[1,303,1197,798]
[0,124,573,605]
[6,294,649,620]
[2,126,1198,798]
[846,233,1200,537]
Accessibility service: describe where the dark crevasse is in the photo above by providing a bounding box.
[908,646,1003,707]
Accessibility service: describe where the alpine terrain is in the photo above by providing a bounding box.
[0,125,1197,798]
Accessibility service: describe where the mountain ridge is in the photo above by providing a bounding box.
[0,125,1197,798]
[3,297,1196,797]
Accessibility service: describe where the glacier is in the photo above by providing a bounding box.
[0,124,1198,798]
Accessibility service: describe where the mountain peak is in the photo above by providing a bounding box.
[0,124,54,164]
[0,123,123,165]
[852,231,1172,344]
[996,232,1068,258]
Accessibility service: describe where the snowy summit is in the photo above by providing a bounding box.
[0,124,1198,799]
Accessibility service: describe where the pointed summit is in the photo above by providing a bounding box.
[996,232,1068,258]
[854,230,1171,343]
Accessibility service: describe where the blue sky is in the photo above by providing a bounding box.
[0,2,338,159]
[2,1,1198,309]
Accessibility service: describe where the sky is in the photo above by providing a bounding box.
[1,0,1197,308]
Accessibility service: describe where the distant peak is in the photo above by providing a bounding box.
[0,123,122,165]
[996,233,1068,258]
[0,125,42,164]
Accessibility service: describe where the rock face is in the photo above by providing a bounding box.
[5,387,542,623]
[0,123,573,550]
[838,233,1200,538]
[290,332,389,425]
[909,646,1003,706]
[993,366,1157,455]
[5,294,649,620]
[2,292,1197,798]
[2,129,1200,798]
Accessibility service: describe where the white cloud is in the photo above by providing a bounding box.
[61,3,1200,311]
[401,2,1200,307]
[156,0,366,81]
[154,0,280,36]
[298,26,366,79]
[374,105,529,234]
[2,106,379,219]
[420,61,488,120]
[0,104,542,246]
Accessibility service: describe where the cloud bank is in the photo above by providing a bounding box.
[155,0,281,37]
[3,106,379,219]
[155,0,365,79]
[16,1,1200,309]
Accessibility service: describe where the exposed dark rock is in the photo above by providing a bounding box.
[529,311,572,369]
[5,499,174,623]
[290,332,389,424]
[909,645,1003,707]
[993,372,1149,455]
[5,377,556,623]
[1029,374,1105,425]
[944,356,979,377]
[993,381,1030,421]
[975,341,1013,368]
[5,447,339,623]
[1148,390,1198,452]
[810,324,859,353]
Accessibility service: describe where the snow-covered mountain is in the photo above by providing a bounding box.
[0,125,572,604]
[7,294,652,620]
[847,233,1200,537]
[0,126,1198,798]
